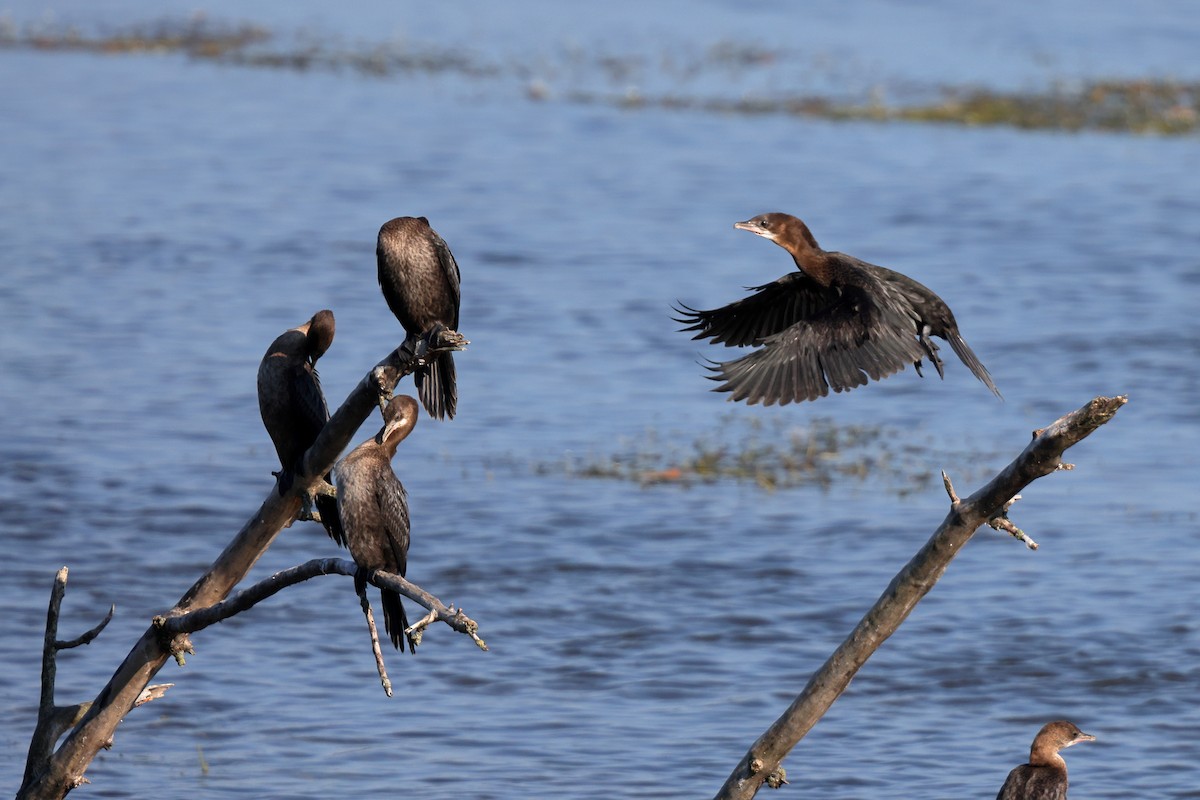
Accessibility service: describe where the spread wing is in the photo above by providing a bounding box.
[675,272,836,347]
[705,283,929,405]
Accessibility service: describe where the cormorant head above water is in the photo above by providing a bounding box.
[995,721,1095,800]
[675,212,1001,405]
[377,216,462,421]
[335,395,420,652]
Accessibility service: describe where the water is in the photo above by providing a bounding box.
[1,2,1198,798]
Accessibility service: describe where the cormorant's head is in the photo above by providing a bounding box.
[1035,720,1096,754]
[376,395,419,453]
[305,309,336,366]
[734,213,819,251]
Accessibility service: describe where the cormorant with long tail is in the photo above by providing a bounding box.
[335,395,420,652]
[377,216,462,420]
[676,212,1000,405]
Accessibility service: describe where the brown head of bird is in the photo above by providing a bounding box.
[302,309,336,367]
[375,395,420,456]
[734,212,821,252]
[1029,721,1095,767]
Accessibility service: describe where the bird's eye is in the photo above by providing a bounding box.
[758,218,769,228]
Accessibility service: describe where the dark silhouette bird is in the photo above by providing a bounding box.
[377,216,462,420]
[676,212,1000,405]
[335,395,420,652]
[257,309,344,546]
[996,720,1095,800]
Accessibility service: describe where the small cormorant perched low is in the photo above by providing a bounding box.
[377,216,462,420]
[335,395,420,652]
[257,309,344,546]
[996,720,1095,800]
[676,213,1000,405]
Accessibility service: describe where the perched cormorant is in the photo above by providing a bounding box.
[377,216,462,420]
[996,720,1095,800]
[335,395,420,652]
[257,309,344,546]
[676,213,1001,405]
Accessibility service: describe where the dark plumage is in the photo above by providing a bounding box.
[996,720,1095,800]
[257,309,344,546]
[335,395,420,652]
[377,216,462,420]
[676,212,1000,405]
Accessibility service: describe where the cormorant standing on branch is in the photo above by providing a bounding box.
[335,395,420,652]
[257,309,344,545]
[996,720,1095,800]
[377,216,462,420]
[675,212,1000,405]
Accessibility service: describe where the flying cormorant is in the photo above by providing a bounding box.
[676,213,1000,405]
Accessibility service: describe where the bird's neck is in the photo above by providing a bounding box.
[786,244,835,287]
[1029,746,1067,770]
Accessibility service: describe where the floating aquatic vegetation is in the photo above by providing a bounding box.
[568,81,1200,135]
[538,415,996,496]
[0,15,269,57]
[4,16,1195,134]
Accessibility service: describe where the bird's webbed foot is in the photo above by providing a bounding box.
[917,328,945,379]
[426,323,469,354]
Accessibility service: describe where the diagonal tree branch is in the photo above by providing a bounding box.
[713,395,1127,800]
[19,334,465,800]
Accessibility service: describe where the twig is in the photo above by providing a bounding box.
[713,395,1127,800]
[987,495,1038,549]
[356,581,393,697]
[945,475,1039,549]
[134,685,173,708]
[55,605,114,650]
[153,558,484,648]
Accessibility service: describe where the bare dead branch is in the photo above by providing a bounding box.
[153,558,485,650]
[20,569,109,794]
[55,605,114,650]
[18,341,457,800]
[987,496,1039,549]
[356,581,393,697]
[133,685,173,708]
[713,395,1127,800]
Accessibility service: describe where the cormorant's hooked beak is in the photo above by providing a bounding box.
[376,405,417,446]
[734,218,776,241]
[1067,731,1097,747]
